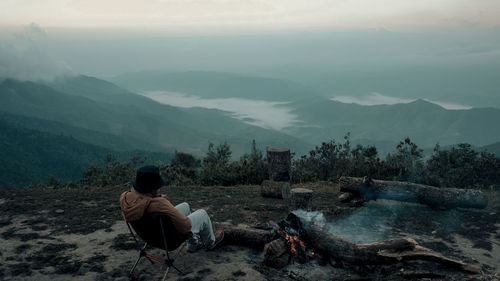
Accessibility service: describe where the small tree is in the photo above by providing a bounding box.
[81,154,142,187]
[160,151,200,186]
[200,142,235,186]
[233,140,268,185]
[385,137,424,182]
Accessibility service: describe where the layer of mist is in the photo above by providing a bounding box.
[142,91,300,131]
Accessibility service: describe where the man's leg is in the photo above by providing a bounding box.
[174,202,200,251]
[174,202,191,216]
[188,209,216,249]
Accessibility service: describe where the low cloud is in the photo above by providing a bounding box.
[142,91,300,131]
[0,23,73,81]
[331,92,472,110]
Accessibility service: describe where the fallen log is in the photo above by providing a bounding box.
[216,223,278,249]
[304,224,481,274]
[338,176,488,209]
[219,217,481,275]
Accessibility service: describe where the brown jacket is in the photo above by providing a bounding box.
[119,188,192,235]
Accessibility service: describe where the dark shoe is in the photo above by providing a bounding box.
[187,234,203,253]
[207,230,224,250]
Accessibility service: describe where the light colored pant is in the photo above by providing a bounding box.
[175,202,215,249]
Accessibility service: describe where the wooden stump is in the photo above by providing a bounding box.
[267,148,291,182]
[289,188,313,211]
[261,180,291,199]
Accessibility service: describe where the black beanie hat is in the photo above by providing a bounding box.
[133,165,165,194]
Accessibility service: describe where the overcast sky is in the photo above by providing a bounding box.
[1,0,500,33]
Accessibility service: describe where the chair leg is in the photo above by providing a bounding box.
[171,264,184,275]
[162,266,170,281]
[129,255,142,276]
[130,243,149,276]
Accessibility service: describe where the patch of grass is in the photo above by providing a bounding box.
[83,254,107,273]
[31,224,48,231]
[55,260,82,274]
[1,227,16,239]
[14,244,31,254]
[8,263,32,277]
[0,219,12,227]
[26,243,78,272]
[232,269,246,276]
[197,268,212,274]
[111,233,137,251]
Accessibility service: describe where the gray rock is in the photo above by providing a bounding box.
[55,209,65,214]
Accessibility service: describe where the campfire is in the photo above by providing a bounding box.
[220,209,481,278]
[279,213,310,263]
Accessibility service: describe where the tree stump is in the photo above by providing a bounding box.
[261,180,291,199]
[267,148,291,182]
[289,188,313,211]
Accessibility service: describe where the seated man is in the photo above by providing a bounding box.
[120,165,224,251]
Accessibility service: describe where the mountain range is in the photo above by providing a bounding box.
[1,71,500,186]
[112,70,500,152]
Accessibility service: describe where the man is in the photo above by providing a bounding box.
[120,165,224,251]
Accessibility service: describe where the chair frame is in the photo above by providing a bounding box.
[126,214,187,281]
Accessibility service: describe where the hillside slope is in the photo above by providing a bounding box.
[0,78,310,156]
[0,119,110,187]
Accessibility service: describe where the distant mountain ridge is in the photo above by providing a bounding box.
[481,141,500,156]
[288,97,500,149]
[109,70,500,150]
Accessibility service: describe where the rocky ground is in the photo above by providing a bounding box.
[0,182,499,280]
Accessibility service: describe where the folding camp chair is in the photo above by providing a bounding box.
[126,212,191,281]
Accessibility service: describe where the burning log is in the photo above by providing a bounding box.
[289,188,313,211]
[267,148,291,182]
[339,176,488,209]
[290,213,481,274]
[261,180,291,199]
[219,214,481,275]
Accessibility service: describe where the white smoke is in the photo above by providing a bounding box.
[293,200,462,244]
[0,23,73,81]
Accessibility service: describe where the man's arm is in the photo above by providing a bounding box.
[147,196,192,234]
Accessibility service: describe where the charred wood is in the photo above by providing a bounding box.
[299,217,481,274]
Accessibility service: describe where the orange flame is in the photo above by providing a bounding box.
[285,232,306,257]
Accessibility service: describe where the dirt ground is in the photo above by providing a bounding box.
[0,182,499,280]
